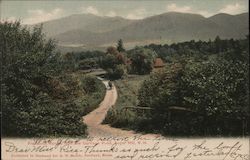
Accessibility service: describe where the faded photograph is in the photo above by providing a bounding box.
[1,0,249,157]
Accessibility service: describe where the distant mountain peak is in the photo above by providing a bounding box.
[209,13,233,19]
[209,12,248,18]
[32,11,248,51]
[162,11,204,16]
[151,11,204,17]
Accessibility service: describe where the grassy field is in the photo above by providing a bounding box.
[114,74,149,108]
[103,74,150,129]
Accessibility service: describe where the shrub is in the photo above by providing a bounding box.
[1,21,89,137]
[137,55,249,136]
[129,47,157,74]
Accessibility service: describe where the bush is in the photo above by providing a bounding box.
[103,37,249,136]
[80,75,106,115]
[78,58,98,70]
[137,54,249,136]
[62,51,104,71]
[81,75,99,93]
[100,50,126,79]
[1,21,89,137]
[112,64,126,79]
[2,92,87,137]
[129,47,156,74]
[104,107,137,129]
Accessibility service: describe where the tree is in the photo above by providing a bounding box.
[113,64,126,79]
[1,21,87,137]
[78,58,98,70]
[214,36,222,53]
[101,47,126,79]
[81,75,99,93]
[63,52,77,71]
[117,39,125,52]
[137,51,249,136]
[101,54,118,69]
[129,47,156,74]
[106,46,119,55]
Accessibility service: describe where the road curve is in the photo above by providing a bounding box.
[83,79,161,138]
[83,80,117,127]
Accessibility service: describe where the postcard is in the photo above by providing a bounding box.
[1,0,249,160]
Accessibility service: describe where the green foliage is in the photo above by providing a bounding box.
[1,22,61,78]
[81,75,99,93]
[78,58,98,70]
[117,39,125,52]
[2,92,86,137]
[100,47,126,79]
[104,107,137,129]
[101,54,118,69]
[112,64,126,79]
[1,21,105,137]
[137,44,249,136]
[179,56,249,135]
[182,59,248,114]
[62,51,104,71]
[62,52,78,71]
[129,47,156,74]
[106,37,249,136]
[142,36,249,62]
[103,75,149,129]
[79,75,106,115]
[138,63,183,109]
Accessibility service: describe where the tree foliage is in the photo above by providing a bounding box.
[100,46,126,79]
[117,39,125,52]
[137,37,249,136]
[62,50,104,71]
[1,21,89,137]
[129,47,156,74]
[106,36,249,136]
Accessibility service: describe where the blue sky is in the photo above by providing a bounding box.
[1,0,249,24]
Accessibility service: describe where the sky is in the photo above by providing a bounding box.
[0,0,249,25]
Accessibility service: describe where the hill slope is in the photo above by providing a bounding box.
[32,14,134,37]
[208,13,249,38]
[35,12,249,50]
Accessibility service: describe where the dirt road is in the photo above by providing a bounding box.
[83,79,160,138]
[83,80,136,137]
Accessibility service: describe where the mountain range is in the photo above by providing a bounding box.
[32,12,249,51]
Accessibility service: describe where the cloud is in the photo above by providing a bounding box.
[23,8,64,24]
[219,3,245,14]
[166,3,213,17]
[81,6,99,15]
[106,11,116,17]
[167,3,191,13]
[126,8,146,19]
[166,3,246,18]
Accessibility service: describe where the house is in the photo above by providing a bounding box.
[154,58,165,68]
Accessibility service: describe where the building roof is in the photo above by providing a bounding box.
[154,58,164,68]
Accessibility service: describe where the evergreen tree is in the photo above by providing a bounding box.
[214,35,222,52]
[117,39,125,52]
